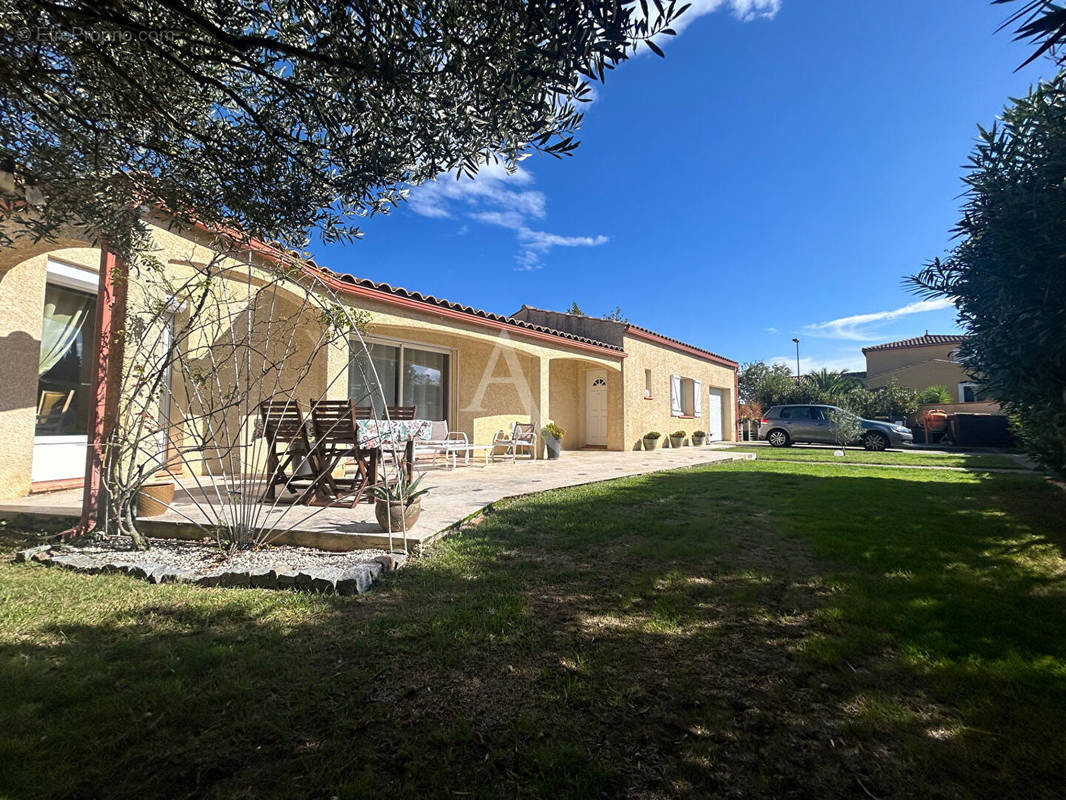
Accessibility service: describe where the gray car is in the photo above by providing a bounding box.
[758,404,913,450]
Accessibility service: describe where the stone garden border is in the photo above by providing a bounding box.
[14,544,405,595]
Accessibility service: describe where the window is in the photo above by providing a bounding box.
[644,369,652,399]
[403,347,448,421]
[669,375,702,417]
[779,406,811,420]
[958,382,983,403]
[349,339,450,421]
[36,283,97,436]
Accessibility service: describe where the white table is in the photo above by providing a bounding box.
[439,442,494,469]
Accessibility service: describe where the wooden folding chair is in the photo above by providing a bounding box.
[308,399,377,507]
[35,389,73,434]
[259,400,322,504]
[385,405,417,420]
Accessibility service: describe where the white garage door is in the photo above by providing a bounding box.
[707,388,724,441]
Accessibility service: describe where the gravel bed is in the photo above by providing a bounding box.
[70,534,388,572]
[15,535,405,595]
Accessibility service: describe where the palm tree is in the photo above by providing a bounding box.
[804,369,860,399]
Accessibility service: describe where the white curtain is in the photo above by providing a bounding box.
[38,286,93,376]
[693,380,702,417]
[670,374,682,416]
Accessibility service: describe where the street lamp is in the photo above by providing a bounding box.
[792,338,800,377]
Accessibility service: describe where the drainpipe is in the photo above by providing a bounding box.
[62,248,127,539]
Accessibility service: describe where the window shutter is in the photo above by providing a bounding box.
[670,374,682,416]
[693,380,702,417]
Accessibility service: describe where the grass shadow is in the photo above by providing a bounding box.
[1,461,1063,798]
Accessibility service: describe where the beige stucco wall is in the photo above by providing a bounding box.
[0,252,51,499]
[620,334,737,451]
[865,345,974,393]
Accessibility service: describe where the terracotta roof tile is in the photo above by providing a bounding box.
[311,266,624,352]
[862,334,968,353]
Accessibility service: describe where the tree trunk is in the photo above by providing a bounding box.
[118,494,149,550]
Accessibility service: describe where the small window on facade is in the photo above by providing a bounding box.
[644,369,652,398]
[671,375,700,416]
[958,382,982,403]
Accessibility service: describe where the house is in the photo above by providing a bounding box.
[510,306,738,450]
[0,216,738,501]
[863,334,984,402]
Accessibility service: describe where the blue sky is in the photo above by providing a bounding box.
[310,0,1054,374]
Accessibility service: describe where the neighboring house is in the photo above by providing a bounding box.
[863,334,984,402]
[0,217,737,500]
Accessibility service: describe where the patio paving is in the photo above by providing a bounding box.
[0,446,754,553]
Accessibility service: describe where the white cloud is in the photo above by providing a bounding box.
[407,161,608,271]
[805,298,956,341]
[519,230,609,250]
[407,162,545,220]
[765,327,778,335]
[675,0,781,29]
[631,0,781,54]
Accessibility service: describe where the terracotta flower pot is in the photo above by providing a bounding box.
[375,499,422,532]
[136,481,174,518]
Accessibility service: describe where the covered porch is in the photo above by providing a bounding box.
[329,298,628,455]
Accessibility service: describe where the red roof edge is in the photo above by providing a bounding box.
[210,226,625,359]
[625,325,738,369]
[861,334,968,354]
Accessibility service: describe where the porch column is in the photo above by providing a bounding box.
[536,356,550,458]
[74,248,128,537]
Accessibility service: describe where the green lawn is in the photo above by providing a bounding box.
[2,461,1064,799]
[726,444,1027,469]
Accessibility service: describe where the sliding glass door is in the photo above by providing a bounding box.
[33,264,99,482]
[349,339,449,421]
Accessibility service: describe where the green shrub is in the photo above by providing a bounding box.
[827,408,863,452]
[542,422,566,439]
[909,76,1066,476]
[918,385,953,405]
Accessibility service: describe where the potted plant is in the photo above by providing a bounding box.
[642,431,661,450]
[136,477,175,518]
[691,430,706,446]
[669,430,686,448]
[369,471,430,532]
[541,422,566,460]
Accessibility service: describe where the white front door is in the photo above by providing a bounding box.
[586,370,608,446]
[707,388,724,441]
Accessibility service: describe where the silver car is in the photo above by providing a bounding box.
[758,404,913,450]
